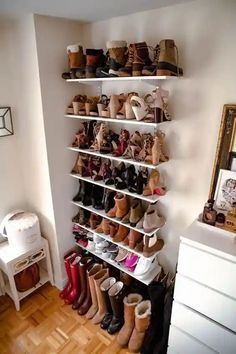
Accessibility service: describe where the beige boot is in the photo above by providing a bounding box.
[128,300,151,353]
[85,264,103,319]
[117,293,143,347]
[92,269,109,324]
[156,39,183,77]
[129,199,143,226]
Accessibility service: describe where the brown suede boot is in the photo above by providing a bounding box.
[109,222,119,238]
[128,300,151,353]
[115,193,129,220]
[156,39,183,76]
[124,230,142,249]
[129,199,143,227]
[117,293,143,347]
[118,44,134,77]
[67,44,85,69]
[95,218,110,235]
[106,204,117,218]
[112,224,129,242]
[107,40,127,76]
[85,264,103,319]
[92,268,109,324]
[132,42,151,76]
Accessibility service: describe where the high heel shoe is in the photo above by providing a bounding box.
[152,130,168,165]
[112,129,130,157]
[143,235,164,257]
[137,133,153,164]
[109,94,124,118]
[122,131,142,160]
[143,170,166,196]
[151,87,172,122]
[85,96,99,116]
[124,93,138,120]
[72,95,87,115]
[97,95,109,117]
[130,96,148,121]
[72,124,88,149]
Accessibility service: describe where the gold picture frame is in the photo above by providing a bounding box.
[209,104,236,199]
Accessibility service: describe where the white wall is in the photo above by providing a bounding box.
[33,15,84,287]
[82,0,236,271]
[0,19,27,234]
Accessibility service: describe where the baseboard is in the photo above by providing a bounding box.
[53,275,67,290]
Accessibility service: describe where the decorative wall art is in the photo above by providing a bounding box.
[0,107,14,137]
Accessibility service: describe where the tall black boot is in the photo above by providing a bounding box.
[103,189,116,213]
[82,181,92,206]
[92,185,104,209]
[107,281,125,334]
[100,277,116,330]
[140,277,167,354]
[73,181,85,202]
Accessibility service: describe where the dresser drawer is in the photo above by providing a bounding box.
[178,243,236,300]
[171,301,236,353]
[168,325,216,354]
[174,274,236,332]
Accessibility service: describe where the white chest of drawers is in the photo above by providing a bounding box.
[168,220,236,354]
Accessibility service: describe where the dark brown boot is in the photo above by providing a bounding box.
[107,281,125,334]
[118,44,135,77]
[107,40,127,76]
[100,277,116,330]
[142,44,160,76]
[86,49,106,78]
[156,39,183,76]
[72,257,93,310]
[132,42,151,76]
[67,44,86,78]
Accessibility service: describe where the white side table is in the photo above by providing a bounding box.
[0,237,54,310]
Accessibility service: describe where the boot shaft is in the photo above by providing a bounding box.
[158,39,177,66]
[108,281,125,318]
[133,42,151,65]
[123,293,143,322]
[67,44,85,69]
[135,300,151,332]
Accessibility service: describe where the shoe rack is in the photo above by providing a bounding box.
[66,76,177,285]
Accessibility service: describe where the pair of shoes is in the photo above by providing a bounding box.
[117,295,151,352]
[72,180,104,209]
[136,202,165,233]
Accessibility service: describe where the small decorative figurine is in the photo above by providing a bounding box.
[224,202,236,232]
[202,199,217,226]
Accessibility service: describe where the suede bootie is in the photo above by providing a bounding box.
[129,199,143,227]
[143,203,165,233]
[112,224,129,242]
[115,193,129,220]
[117,293,143,347]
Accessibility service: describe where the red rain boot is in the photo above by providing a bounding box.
[59,251,77,299]
[64,255,82,304]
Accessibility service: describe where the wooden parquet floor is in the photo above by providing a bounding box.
[0,283,134,354]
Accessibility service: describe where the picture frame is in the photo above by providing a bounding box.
[209,104,236,199]
[214,169,236,211]
[0,107,14,137]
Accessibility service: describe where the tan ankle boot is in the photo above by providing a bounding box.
[128,300,151,353]
[126,230,142,249]
[117,293,143,347]
[95,218,110,235]
[92,269,109,324]
[115,193,129,220]
[86,264,103,319]
[143,235,164,257]
[112,224,129,242]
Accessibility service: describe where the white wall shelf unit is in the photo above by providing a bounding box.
[70,173,163,203]
[67,76,177,84]
[74,222,161,260]
[65,114,165,127]
[75,241,161,285]
[71,201,164,237]
[68,146,165,170]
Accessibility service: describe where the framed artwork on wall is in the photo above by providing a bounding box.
[0,107,14,137]
[214,169,236,211]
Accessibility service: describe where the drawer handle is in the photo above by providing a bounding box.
[30,249,45,262]
[15,258,29,271]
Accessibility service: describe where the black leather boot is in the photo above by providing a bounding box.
[107,281,125,334]
[73,181,85,202]
[103,190,116,213]
[82,181,92,206]
[100,277,116,330]
[92,185,104,209]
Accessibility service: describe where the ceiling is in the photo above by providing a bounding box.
[0,0,194,22]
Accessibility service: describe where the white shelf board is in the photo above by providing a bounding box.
[70,173,163,203]
[65,114,165,127]
[74,222,161,260]
[71,201,164,236]
[67,76,176,84]
[5,268,49,301]
[67,146,162,170]
[75,241,161,285]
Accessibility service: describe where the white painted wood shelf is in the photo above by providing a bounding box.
[68,146,163,170]
[65,114,166,127]
[71,201,164,236]
[70,173,164,203]
[74,222,161,260]
[67,76,177,84]
[75,241,161,285]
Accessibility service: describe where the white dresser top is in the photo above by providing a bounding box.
[180,220,236,263]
